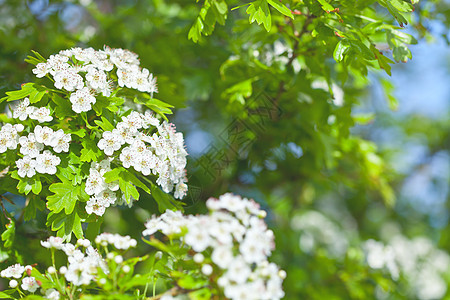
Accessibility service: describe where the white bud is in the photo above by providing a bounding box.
[59,266,67,274]
[47,266,56,274]
[278,270,287,279]
[155,251,163,260]
[193,253,204,263]
[99,278,107,285]
[114,255,123,264]
[201,264,213,276]
[122,265,131,273]
[106,253,114,260]
[9,279,18,288]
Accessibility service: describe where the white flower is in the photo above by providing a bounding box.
[35,150,61,174]
[29,107,53,123]
[121,112,143,131]
[225,257,252,284]
[0,124,20,152]
[95,190,117,207]
[85,67,107,90]
[1,264,25,278]
[77,239,91,248]
[69,87,96,113]
[65,263,93,286]
[45,288,60,300]
[34,125,54,146]
[85,170,106,196]
[19,133,44,158]
[32,63,50,78]
[50,129,71,153]
[184,223,211,252]
[21,276,39,292]
[212,246,234,269]
[13,98,30,120]
[85,197,106,216]
[98,131,123,156]
[119,146,136,168]
[54,70,83,91]
[133,151,155,176]
[16,156,37,178]
[41,236,64,249]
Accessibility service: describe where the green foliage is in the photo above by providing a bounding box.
[0,0,448,299]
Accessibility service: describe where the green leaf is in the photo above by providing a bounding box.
[333,40,351,62]
[246,0,272,32]
[24,196,45,221]
[350,40,376,60]
[189,288,212,300]
[122,170,151,194]
[31,179,42,195]
[119,177,139,204]
[353,113,375,125]
[47,181,83,214]
[94,116,115,131]
[80,139,102,163]
[393,44,412,62]
[267,0,293,19]
[150,183,183,213]
[47,208,84,240]
[0,83,36,103]
[317,0,334,12]
[1,219,15,249]
[389,0,414,12]
[52,93,74,119]
[0,292,13,299]
[103,167,123,183]
[188,17,204,43]
[17,177,35,195]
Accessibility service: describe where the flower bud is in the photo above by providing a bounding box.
[9,279,18,288]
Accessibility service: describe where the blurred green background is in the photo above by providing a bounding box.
[0,0,449,299]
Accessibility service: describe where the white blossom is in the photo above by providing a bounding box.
[21,276,39,292]
[69,87,96,113]
[1,264,25,278]
[35,150,61,174]
[16,156,37,178]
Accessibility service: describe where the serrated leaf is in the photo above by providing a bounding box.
[80,139,101,163]
[333,40,351,62]
[119,177,139,204]
[267,0,293,19]
[122,170,151,194]
[317,0,334,12]
[150,183,183,213]
[247,0,272,32]
[1,219,15,249]
[50,209,84,240]
[94,117,115,131]
[389,0,414,12]
[47,181,83,214]
[52,93,74,119]
[1,83,36,103]
[188,17,204,43]
[103,167,122,183]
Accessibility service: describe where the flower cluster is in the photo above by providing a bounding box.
[32,47,158,113]
[143,193,285,300]
[97,111,188,199]
[0,105,71,177]
[0,264,39,294]
[0,233,138,299]
[84,159,119,216]
[12,97,53,123]
[363,236,450,300]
